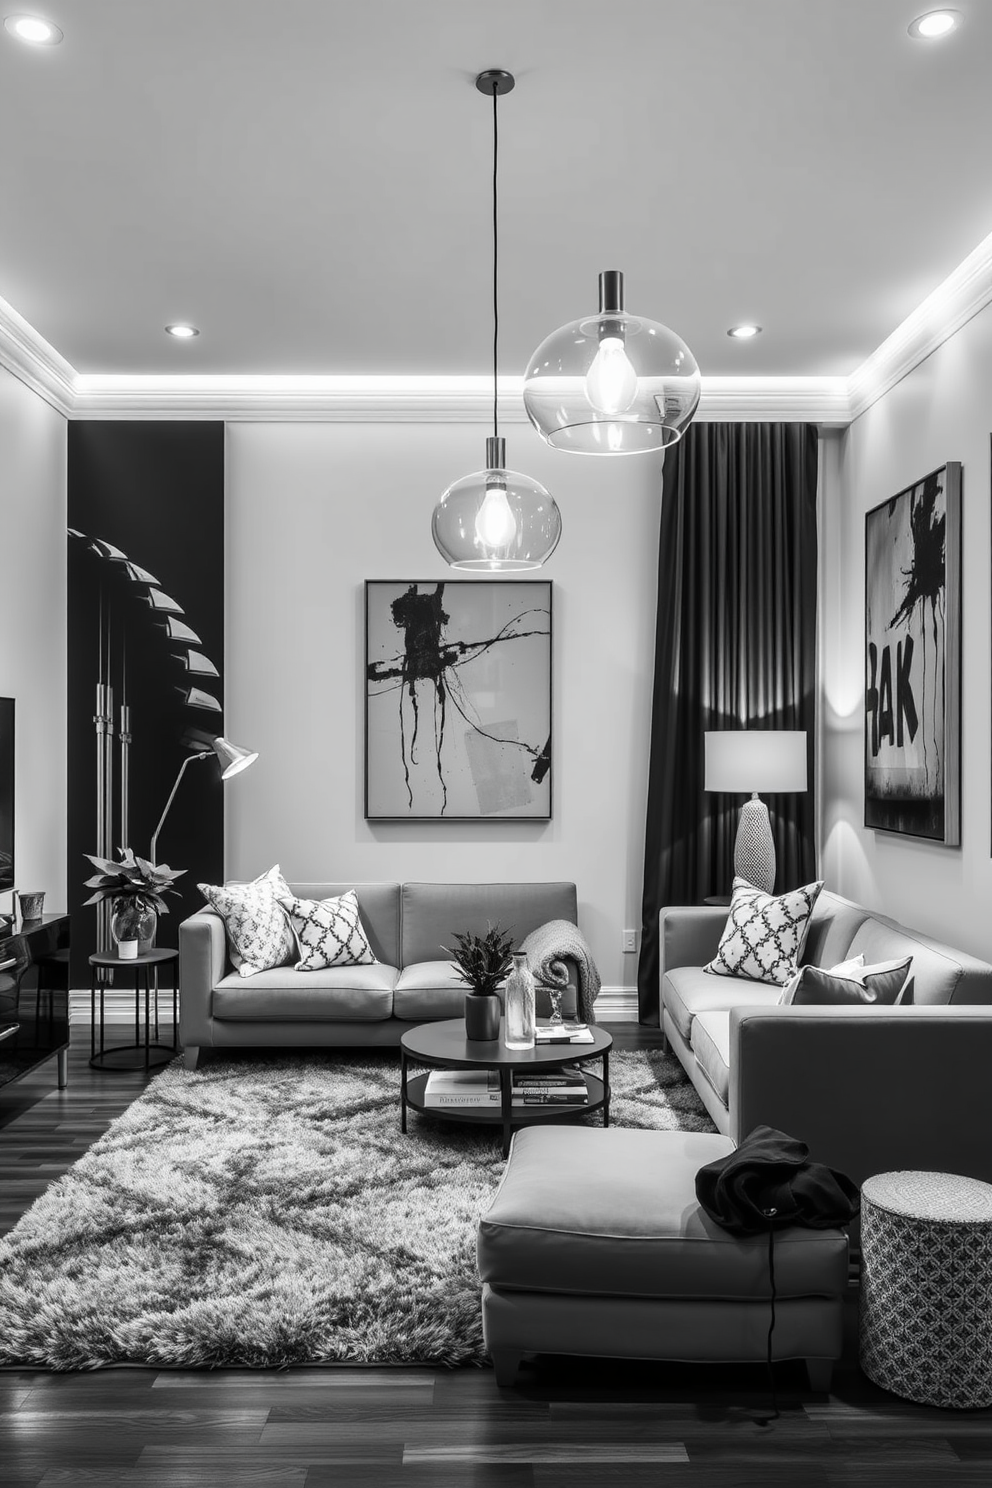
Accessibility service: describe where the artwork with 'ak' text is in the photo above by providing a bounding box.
[864,462,961,844]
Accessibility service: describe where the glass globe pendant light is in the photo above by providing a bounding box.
[432,70,561,571]
[522,269,701,454]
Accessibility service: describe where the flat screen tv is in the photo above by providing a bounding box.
[0,698,13,894]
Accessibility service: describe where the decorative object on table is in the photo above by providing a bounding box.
[523,268,700,455]
[0,1046,712,1370]
[83,848,185,960]
[504,951,536,1051]
[15,890,45,922]
[860,1169,992,1408]
[864,462,961,844]
[88,947,179,1072]
[445,923,513,1043]
[365,580,552,820]
[704,729,808,893]
[278,889,378,972]
[67,423,225,981]
[703,876,823,987]
[432,70,560,571]
[150,734,258,865]
[197,864,295,977]
[519,917,602,1025]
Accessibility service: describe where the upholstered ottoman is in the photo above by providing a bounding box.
[477,1127,849,1388]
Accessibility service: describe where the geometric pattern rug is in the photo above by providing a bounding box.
[0,1048,715,1371]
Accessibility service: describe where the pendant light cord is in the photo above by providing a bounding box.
[492,79,499,446]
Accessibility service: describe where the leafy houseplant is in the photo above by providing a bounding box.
[445,924,514,1041]
[83,848,186,958]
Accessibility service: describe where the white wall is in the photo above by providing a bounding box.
[822,298,992,959]
[225,421,664,989]
[0,366,67,912]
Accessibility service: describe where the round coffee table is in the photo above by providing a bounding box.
[400,1018,612,1158]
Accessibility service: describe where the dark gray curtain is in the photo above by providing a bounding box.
[637,422,819,1024]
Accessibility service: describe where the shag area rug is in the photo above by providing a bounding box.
[0,1048,715,1370]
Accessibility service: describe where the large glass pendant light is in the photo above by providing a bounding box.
[522,270,701,454]
[432,71,561,571]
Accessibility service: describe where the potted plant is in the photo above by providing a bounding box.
[445,923,514,1042]
[83,848,186,959]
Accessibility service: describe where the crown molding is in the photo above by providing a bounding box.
[697,377,850,426]
[848,227,992,422]
[0,292,75,417]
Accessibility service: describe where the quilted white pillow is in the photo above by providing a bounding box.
[198,864,296,978]
[704,876,824,987]
[278,889,378,972]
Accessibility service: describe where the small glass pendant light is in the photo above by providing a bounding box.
[523,269,701,454]
[432,71,561,570]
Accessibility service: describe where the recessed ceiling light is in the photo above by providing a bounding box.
[165,324,200,339]
[727,324,762,340]
[908,10,961,39]
[4,13,63,44]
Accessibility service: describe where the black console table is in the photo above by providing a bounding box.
[0,913,70,1090]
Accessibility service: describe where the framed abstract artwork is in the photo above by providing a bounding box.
[365,580,552,821]
[864,462,961,844]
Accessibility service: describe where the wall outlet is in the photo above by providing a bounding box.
[622,929,637,953]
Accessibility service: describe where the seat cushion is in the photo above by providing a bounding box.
[393,960,468,1021]
[663,965,784,1044]
[691,1010,731,1105]
[478,1128,849,1301]
[212,963,398,1021]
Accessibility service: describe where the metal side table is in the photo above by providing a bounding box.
[89,948,179,1071]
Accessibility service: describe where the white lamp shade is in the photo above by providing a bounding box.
[704,730,807,795]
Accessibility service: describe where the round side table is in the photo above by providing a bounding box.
[89,948,179,1071]
[860,1169,992,1408]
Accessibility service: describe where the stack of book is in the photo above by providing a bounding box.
[423,1066,588,1108]
[534,1022,594,1045]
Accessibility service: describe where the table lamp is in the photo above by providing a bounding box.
[704,730,807,893]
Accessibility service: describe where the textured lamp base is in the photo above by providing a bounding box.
[734,794,775,892]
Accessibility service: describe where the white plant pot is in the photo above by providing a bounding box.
[117,939,139,960]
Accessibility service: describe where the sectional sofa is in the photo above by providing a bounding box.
[659,888,992,1187]
[179,880,580,1068]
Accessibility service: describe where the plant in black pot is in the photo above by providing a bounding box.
[83,848,186,960]
[445,924,514,1042]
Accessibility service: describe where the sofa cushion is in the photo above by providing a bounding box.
[198,865,296,977]
[212,963,398,1021]
[704,877,823,987]
[847,920,963,1006]
[401,882,577,968]
[784,958,912,1008]
[691,1011,731,1105]
[663,965,784,1044]
[477,1127,849,1300]
[279,889,377,971]
[393,960,469,1021]
[288,883,400,968]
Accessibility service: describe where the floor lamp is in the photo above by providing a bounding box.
[704,730,807,893]
[150,736,258,865]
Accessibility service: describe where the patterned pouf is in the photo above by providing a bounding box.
[860,1170,992,1409]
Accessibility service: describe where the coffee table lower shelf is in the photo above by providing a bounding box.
[404,1070,606,1151]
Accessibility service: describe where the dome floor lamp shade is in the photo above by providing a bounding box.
[704,730,808,893]
[150,736,258,866]
[431,70,562,571]
[523,269,701,454]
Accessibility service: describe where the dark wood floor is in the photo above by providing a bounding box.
[1,1025,989,1487]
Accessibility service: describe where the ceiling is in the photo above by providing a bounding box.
[2,0,991,380]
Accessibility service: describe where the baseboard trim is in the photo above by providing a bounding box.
[593,986,640,1023]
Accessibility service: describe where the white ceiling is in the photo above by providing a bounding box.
[2,0,991,380]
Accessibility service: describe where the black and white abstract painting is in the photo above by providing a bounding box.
[864,462,961,844]
[365,581,552,821]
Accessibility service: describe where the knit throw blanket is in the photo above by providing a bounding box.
[519,918,601,1024]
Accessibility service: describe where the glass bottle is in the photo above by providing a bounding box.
[504,951,536,1050]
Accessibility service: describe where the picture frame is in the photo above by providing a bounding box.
[365,580,553,822]
[864,462,961,844]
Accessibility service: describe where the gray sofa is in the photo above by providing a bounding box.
[179,880,580,1068]
[660,888,992,1188]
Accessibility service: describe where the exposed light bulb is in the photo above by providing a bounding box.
[475,480,517,550]
[585,335,638,415]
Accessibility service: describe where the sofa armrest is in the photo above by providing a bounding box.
[729,1004,992,1187]
[659,905,727,974]
[179,911,228,1049]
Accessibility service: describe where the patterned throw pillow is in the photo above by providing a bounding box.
[278,889,378,972]
[782,957,912,1007]
[704,876,824,986]
[198,864,296,978]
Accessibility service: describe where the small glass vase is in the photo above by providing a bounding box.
[504,951,536,1050]
[110,900,157,960]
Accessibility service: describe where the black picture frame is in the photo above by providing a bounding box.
[864,461,961,844]
[365,579,553,822]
